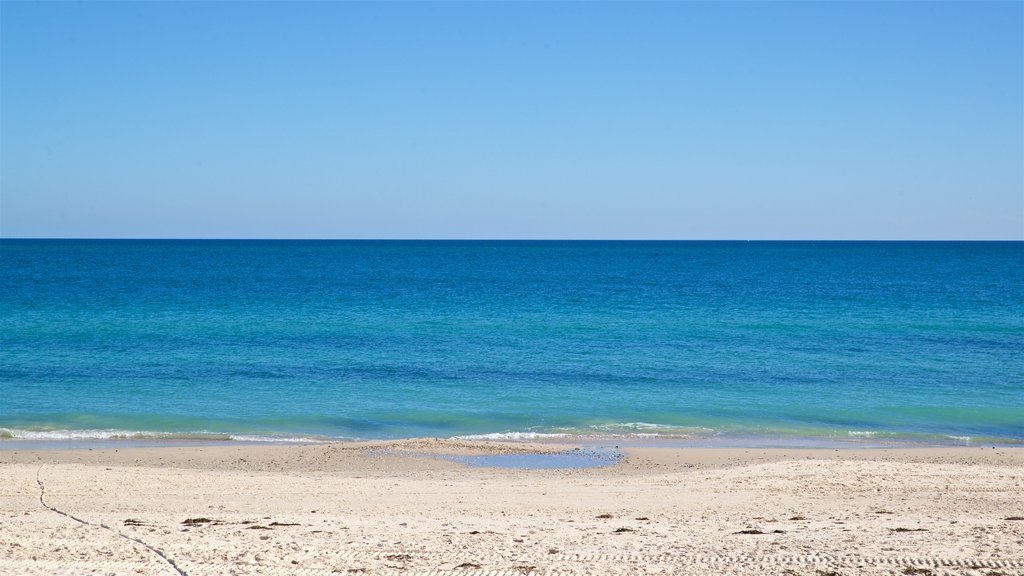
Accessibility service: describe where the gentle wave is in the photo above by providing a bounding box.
[0,428,331,444]
[586,422,717,436]
[2,425,1020,447]
[229,434,334,444]
[452,426,1023,446]
[590,422,680,431]
[454,423,719,441]
[846,430,989,444]
[453,432,571,441]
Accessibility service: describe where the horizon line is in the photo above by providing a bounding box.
[1,237,1021,242]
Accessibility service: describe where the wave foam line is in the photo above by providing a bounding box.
[0,428,332,443]
[453,432,571,441]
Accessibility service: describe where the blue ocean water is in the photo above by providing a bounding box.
[1,240,1022,446]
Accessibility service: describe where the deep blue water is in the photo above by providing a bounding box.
[1,240,1022,446]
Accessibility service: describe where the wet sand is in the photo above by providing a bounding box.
[1,440,1022,575]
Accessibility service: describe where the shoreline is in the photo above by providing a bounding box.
[3,430,1023,453]
[3,438,1022,470]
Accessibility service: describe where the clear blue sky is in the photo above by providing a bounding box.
[2,1,1021,239]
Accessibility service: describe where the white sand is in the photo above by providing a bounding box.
[1,440,1022,575]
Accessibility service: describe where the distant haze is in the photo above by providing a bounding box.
[1,2,1021,240]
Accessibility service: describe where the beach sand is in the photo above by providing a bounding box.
[1,440,1022,575]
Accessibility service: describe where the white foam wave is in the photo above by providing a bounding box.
[453,432,570,441]
[586,423,716,437]
[230,435,332,444]
[847,431,878,437]
[0,428,188,441]
[590,422,677,431]
[455,424,719,441]
[0,428,330,443]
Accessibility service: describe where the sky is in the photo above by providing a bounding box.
[1,1,1021,240]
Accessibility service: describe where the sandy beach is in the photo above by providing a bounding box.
[0,441,1021,575]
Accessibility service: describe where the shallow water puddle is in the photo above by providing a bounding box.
[439,448,620,469]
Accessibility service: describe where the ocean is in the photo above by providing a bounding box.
[1,240,1021,447]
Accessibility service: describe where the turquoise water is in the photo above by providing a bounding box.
[1,240,1022,446]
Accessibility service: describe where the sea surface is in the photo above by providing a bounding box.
[1,240,1022,447]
